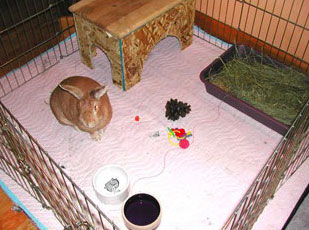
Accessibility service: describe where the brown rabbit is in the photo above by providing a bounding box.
[50,76,112,141]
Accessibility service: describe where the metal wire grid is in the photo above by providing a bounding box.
[0,101,120,230]
[0,0,78,97]
[194,0,309,74]
[223,99,309,229]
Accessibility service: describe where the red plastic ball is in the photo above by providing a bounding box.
[179,139,190,149]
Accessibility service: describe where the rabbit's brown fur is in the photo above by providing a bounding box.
[50,76,112,140]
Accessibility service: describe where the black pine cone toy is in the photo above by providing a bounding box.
[165,98,191,121]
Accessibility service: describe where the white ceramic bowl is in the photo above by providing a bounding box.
[93,165,130,204]
[122,193,162,230]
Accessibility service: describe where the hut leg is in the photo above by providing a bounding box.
[178,19,194,50]
[77,39,96,69]
[178,0,195,50]
[177,31,193,50]
[73,15,96,69]
[120,43,143,91]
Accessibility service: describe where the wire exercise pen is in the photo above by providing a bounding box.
[0,0,308,230]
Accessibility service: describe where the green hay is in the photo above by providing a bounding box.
[209,50,309,126]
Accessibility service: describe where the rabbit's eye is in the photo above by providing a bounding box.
[94,105,98,111]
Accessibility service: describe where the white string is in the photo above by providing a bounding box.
[130,98,226,193]
[105,98,226,211]
[131,147,177,193]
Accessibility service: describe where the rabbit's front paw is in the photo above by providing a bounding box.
[91,131,102,141]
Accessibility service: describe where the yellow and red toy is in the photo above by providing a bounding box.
[168,127,192,149]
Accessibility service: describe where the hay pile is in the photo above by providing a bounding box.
[209,51,309,125]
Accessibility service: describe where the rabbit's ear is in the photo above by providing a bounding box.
[59,83,84,100]
[94,86,108,99]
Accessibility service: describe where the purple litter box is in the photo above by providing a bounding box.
[200,45,290,136]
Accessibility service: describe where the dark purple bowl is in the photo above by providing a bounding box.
[200,45,290,136]
[122,193,161,229]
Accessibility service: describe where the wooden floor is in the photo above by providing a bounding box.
[0,188,39,230]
